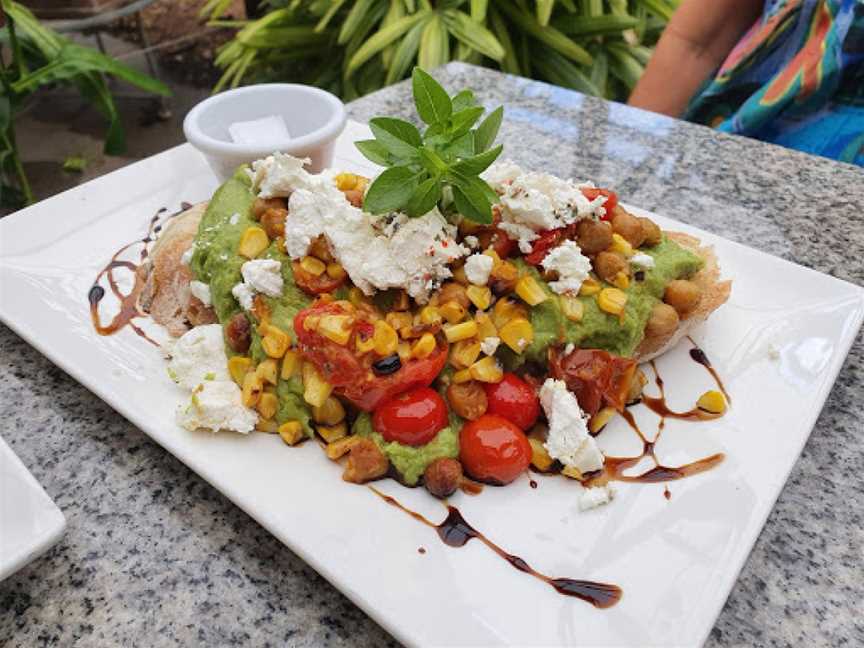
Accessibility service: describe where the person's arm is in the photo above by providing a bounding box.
[628,0,763,116]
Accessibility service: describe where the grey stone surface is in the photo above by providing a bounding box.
[1,63,862,647]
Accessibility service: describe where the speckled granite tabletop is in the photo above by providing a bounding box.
[1,63,862,647]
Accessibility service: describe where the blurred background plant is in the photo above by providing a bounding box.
[201,0,676,101]
[0,0,170,207]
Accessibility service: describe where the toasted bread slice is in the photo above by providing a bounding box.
[138,202,217,337]
[633,232,731,362]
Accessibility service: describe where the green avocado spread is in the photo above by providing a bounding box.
[190,167,314,435]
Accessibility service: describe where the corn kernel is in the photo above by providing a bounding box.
[312,396,346,425]
[355,331,375,354]
[697,390,727,414]
[256,358,279,385]
[281,350,299,379]
[385,311,412,331]
[242,372,263,407]
[326,262,347,280]
[515,275,548,306]
[318,422,348,443]
[492,297,526,329]
[300,255,326,276]
[444,320,478,343]
[262,324,290,358]
[452,368,473,383]
[439,300,466,324]
[228,356,253,385]
[238,226,269,258]
[469,356,504,383]
[611,271,630,290]
[491,260,519,283]
[499,317,533,354]
[560,296,584,322]
[278,420,305,445]
[412,333,436,359]
[302,362,333,407]
[334,172,360,191]
[579,277,601,296]
[348,286,366,307]
[561,465,584,480]
[397,341,412,362]
[373,320,399,356]
[483,248,501,267]
[303,315,320,331]
[256,392,279,420]
[419,305,442,325]
[597,288,628,317]
[474,310,498,340]
[452,264,469,285]
[589,407,616,434]
[466,285,492,310]
[256,419,279,434]
[610,233,634,257]
[325,437,357,460]
[528,437,554,471]
[317,314,354,345]
[450,339,482,369]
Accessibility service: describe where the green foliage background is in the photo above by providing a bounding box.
[203,0,677,101]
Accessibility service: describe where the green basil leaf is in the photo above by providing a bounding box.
[474,105,503,153]
[449,106,484,138]
[445,131,476,158]
[449,174,493,224]
[451,89,476,111]
[405,177,442,216]
[411,66,452,126]
[369,117,422,159]
[355,139,392,166]
[364,166,419,214]
[451,144,502,176]
[418,147,449,175]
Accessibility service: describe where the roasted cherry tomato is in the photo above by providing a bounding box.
[294,303,448,411]
[373,387,448,447]
[581,188,618,220]
[291,260,345,295]
[524,228,566,265]
[483,373,540,430]
[477,226,515,259]
[459,414,531,485]
[549,348,636,415]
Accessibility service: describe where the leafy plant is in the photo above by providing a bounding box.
[358,67,502,223]
[0,0,171,208]
[202,0,677,102]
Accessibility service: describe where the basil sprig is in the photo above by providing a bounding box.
[355,67,504,224]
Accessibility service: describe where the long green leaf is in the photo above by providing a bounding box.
[412,66,453,125]
[606,42,645,88]
[489,8,520,75]
[497,1,592,66]
[238,26,331,48]
[474,105,503,152]
[470,0,488,21]
[552,13,639,36]
[532,46,601,95]
[339,0,378,44]
[316,0,347,32]
[385,17,427,84]
[442,10,505,61]
[418,12,449,70]
[536,0,555,25]
[632,0,675,21]
[346,12,425,76]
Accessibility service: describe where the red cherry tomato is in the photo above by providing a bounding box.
[581,188,618,220]
[373,387,449,447]
[294,303,449,411]
[524,228,566,265]
[549,348,636,416]
[459,414,531,485]
[477,226,515,259]
[291,260,345,295]
[483,373,540,430]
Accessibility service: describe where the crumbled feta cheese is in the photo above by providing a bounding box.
[247,152,342,200]
[497,221,538,254]
[540,240,592,295]
[241,259,283,298]
[564,342,575,356]
[284,189,467,303]
[189,280,212,306]
[630,252,655,269]
[540,379,604,474]
[229,212,240,225]
[180,247,194,265]
[228,115,291,146]
[232,282,254,311]
[176,380,257,434]
[464,253,494,286]
[579,484,616,511]
[167,324,231,390]
[463,235,479,249]
[480,336,500,356]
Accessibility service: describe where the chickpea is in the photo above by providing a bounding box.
[611,207,646,248]
[437,282,470,310]
[594,251,627,283]
[447,381,488,421]
[639,217,662,247]
[251,197,284,221]
[626,369,648,404]
[344,189,363,208]
[645,303,679,337]
[664,280,702,316]
[225,312,251,353]
[342,439,389,484]
[424,458,463,499]
[308,235,334,263]
[576,219,613,255]
[260,207,287,239]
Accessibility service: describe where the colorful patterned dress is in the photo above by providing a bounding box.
[685,0,864,166]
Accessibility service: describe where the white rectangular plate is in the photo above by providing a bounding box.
[1,122,862,647]
[0,435,66,581]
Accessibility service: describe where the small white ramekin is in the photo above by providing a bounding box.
[183,84,347,181]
